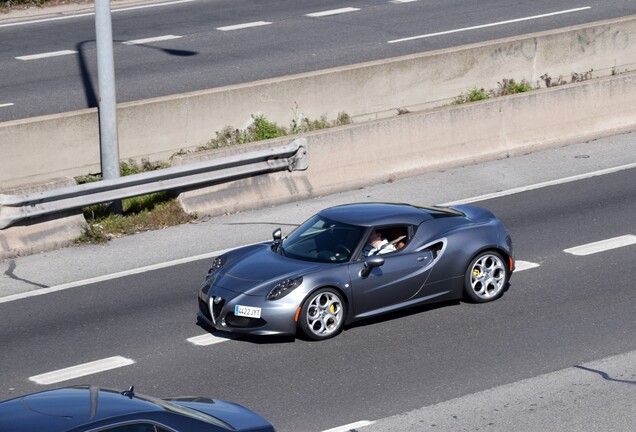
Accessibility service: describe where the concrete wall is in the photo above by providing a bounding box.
[175,72,636,217]
[1,15,635,188]
[0,178,86,259]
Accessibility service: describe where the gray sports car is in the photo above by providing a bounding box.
[198,203,514,340]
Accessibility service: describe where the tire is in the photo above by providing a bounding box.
[298,288,345,341]
[464,251,508,303]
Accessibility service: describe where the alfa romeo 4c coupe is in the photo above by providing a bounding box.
[198,202,514,340]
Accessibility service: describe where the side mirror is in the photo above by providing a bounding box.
[272,228,282,241]
[360,256,385,278]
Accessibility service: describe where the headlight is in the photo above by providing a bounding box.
[267,277,303,300]
[208,255,226,274]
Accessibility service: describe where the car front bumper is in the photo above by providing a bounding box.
[198,284,300,336]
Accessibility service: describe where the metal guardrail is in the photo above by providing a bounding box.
[0,139,308,230]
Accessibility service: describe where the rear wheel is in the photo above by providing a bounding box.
[464,251,508,302]
[298,288,345,341]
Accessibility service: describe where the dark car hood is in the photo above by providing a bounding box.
[214,244,323,295]
[171,398,274,432]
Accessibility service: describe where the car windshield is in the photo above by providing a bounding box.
[280,215,365,263]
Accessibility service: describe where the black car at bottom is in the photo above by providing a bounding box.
[0,385,275,432]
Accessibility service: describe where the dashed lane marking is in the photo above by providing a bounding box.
[15,50,77,61]
[563,235,636,256]
[321,421,376,432]
[515,260,540,271]
[123,35,182,45]
[187,333,235,346]
[216,21,272,31]
[306,7,361,17]
[29,356,135,385]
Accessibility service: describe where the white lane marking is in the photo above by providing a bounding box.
[322,421,376,432]
[0,0,197,28]
[388,6,591,43]
[0,245,254,305]
[187,333,234,346]
[322,420,375,432]
[217,21,272,31]
[15,50,77,61]
[0,103,14,108]
[440,162,636,206]
[515,260,540,271]
[391,0,419,3]
[306,7,360,17]
[564,235,636,256]
[123,35,182,45]
[29,356,135,385]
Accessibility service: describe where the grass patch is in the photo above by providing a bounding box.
[495,78,533,95]
[75,160,196,244]
[76,194,196,244]
[453,78,534,104]
[198,112,351,151]
[452,87,490,104]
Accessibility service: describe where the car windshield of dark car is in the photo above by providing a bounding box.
[281,215,365,263]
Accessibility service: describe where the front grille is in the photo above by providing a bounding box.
[225,313,267,329]
[212,297,225,322]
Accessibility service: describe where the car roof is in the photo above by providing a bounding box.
[0,386,163,432]
[318,202,462,227]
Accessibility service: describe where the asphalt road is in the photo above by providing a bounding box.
[1,133,635,431]
[1,0,636,121]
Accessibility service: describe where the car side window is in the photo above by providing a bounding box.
[362,226,409,257]
[384,226,408,250]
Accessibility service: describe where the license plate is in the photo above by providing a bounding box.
[234,305,261,319]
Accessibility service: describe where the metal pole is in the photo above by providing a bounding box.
[95,0,121,213]
[95,0,120,182]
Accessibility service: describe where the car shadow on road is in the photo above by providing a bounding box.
[195,298,479,344]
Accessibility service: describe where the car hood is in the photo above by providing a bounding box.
[169,398,274,432]
[214,244,324,295]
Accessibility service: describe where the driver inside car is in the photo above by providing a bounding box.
[362,230,397,256]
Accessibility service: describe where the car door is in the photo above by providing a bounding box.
[349,248,436,319]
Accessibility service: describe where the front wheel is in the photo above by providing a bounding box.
[298,288,345,341]
[464,251,508,303]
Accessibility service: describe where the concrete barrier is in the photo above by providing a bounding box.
[0,178,86,259]
[1,15,635,187]
[175,71,636,217]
